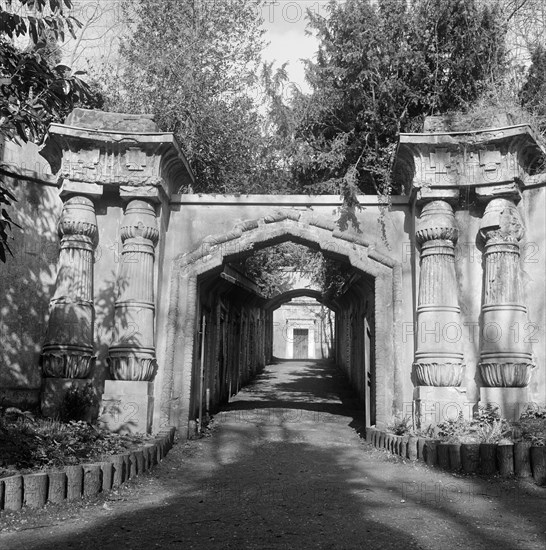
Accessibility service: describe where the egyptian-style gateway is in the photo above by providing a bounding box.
[0,108,544,437]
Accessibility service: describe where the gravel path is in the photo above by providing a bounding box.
[1,359,545,549]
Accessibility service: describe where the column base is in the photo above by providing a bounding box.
[98,380,154,434]
[479,387,531,421]
[413,386,475,429]
[41,378,99,421]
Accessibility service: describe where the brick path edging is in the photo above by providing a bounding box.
[365,427,546,486]
[0,427,176,512]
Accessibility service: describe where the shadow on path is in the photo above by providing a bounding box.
[0,360,544,549]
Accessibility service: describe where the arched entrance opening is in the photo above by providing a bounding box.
[159,214,400,436]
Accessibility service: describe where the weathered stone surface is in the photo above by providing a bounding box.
[48,471,67,503]
[66,465,83,501]
[99,380,154,434]
[413,200,464,387]
[479,387,530,421]
[514,441,532,477]
[478,198,535,388]
[64,108,159,133]
[108,200,159,382]
[23,473,48,508]
[3,475,23,511]
[497,444,515,476]
[83,464,102,496]
[41,196,98,383]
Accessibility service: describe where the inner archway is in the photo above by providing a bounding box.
[160,213,400,436]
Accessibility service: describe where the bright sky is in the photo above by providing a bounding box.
[259,0,332,93]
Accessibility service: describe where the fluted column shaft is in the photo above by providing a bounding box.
[108,200,159,381]
[479,198,534,387]
[42,196,98,378]
[413,200,465,386]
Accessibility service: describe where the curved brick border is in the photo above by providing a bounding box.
[0,427,176,512]
[365,427,546,486]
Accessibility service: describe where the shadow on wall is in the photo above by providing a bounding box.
[0,176,61,409]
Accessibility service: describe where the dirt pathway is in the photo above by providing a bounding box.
[1,360,545,549]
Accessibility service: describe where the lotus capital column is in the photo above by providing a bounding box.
[413,200,465,386]
[108,200,160,381]
[41,195,99,378]
[478,198,535,387]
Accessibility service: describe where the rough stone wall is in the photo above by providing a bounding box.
[0,141,61,408]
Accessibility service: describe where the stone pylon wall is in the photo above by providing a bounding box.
[0,109,545,437]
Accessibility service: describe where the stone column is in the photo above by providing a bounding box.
[413,200,465,386]
[101,200,159,434]
[41,195,99,417]
[108,200,159,380]
[478,198,535,418]
[412,201,468,428]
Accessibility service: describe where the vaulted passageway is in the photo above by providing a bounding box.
[187,239,377,433]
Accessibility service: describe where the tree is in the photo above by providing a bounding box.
[520,45,546,134]
[101,0,268,193]
[286,0,507,197]
[1,0,96,261]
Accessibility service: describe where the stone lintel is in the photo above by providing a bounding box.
[119,184,163,203]
[479,387,531,421]
[414,186,460,205]
[475,182,522,202]
[99,380,154,434]
[59,179,104,198]
[413,386,475,426]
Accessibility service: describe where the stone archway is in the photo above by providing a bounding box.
[158,211,402,436]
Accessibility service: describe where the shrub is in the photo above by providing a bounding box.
[59,384,98,423]
[387,416,413,435]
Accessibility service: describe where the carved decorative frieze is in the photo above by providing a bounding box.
[41,196,98,378]
[478,198,535,387]
[413,200,465,386]
[108,200,159,382]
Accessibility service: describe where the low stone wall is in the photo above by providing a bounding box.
[365,427,546,486]
[0,428,176,511]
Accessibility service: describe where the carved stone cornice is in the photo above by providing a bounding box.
[395,123,546,196]
[39,108,194,201]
